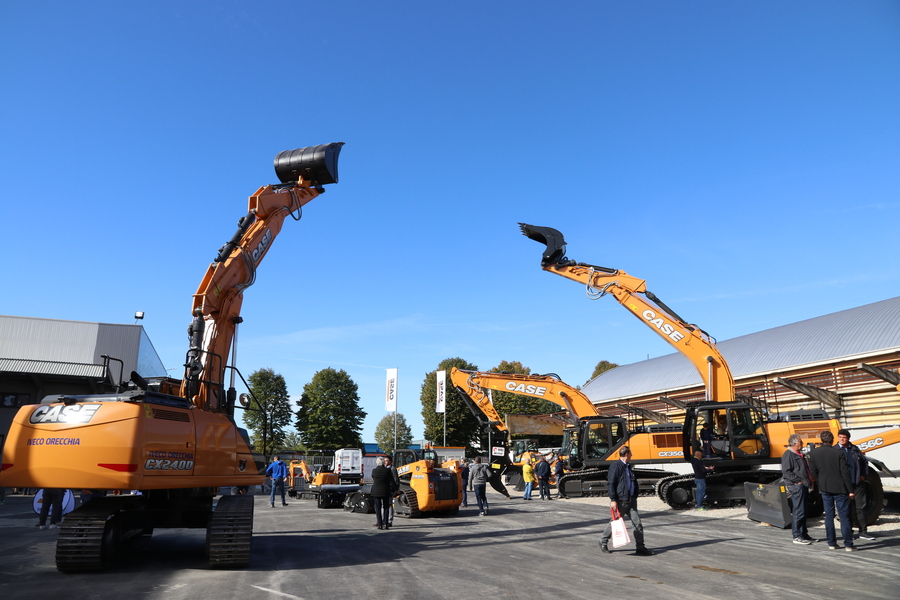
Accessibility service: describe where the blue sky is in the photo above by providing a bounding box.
[2,2,899,443]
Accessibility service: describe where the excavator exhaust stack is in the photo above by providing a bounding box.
[518,223,569,267]
[274,142,345,186]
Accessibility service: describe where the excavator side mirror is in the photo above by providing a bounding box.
[274,142,345,185]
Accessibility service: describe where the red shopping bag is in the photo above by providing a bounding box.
[610,506,631,548]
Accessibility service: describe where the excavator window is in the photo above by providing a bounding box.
[585,423,610,459]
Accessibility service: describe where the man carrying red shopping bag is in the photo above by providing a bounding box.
[600,446,655,556]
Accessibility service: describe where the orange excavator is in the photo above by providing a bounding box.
[450,368,684,496]
[519,224,887,523]
[0,143,344,571]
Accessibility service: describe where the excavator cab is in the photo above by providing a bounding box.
[684,402,769,461]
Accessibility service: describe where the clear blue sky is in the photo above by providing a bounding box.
[3,2,899,443]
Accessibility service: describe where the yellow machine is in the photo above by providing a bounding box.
[450,368,684,496]
[391,447,462,517]
[519,224,886,522]
[286,459,359,508]
[0,143,344,571]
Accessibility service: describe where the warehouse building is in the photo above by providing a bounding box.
[0,315,167,446]
[582,295,900,480]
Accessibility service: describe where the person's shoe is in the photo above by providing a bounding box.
[461,504,467,507]
[270,503,275,508]
[48,524,58,529]
[802,535,817,543]
[697,507,707,511]
[600,542,611,554]
[483,508,489,516]
[282,503,289,506]
[827,544,839,550]
[793,538,812,545]
[635,547,655,556]
[858,531,875,541]
[479,511,485,516]
[845,545,858,552]
[36,524,45,529]
[377,525,384,530]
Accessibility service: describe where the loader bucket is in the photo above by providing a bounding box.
[518,223,568,267]
[274,142,345,185]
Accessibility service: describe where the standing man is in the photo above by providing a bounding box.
[781,434,814,544]
[383,455,401,527]
[836,429,874,541]
[468,456,492,516]
[700,422,715,457]
[534,456,552,500]
[554,458,565,498]
[459,461,470,507]
[521,459,535,501]
[809,430,856,551]
[691,450,713,510]
[266,455,289,508]
[599,447,654,556]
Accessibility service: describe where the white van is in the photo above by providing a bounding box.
[333,448,363,484]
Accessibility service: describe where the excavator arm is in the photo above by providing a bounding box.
[182,143,344,411]
[520,223,734,404]
[449,368,602,426]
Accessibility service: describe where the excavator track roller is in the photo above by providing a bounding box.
[274,142,344,185]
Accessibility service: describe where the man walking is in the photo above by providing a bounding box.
[468,456,492,516]
[266,455,289,508]
[836,429,874,541]
[599,446,654,556]
[809,430,856,551]
[781,433,814,544]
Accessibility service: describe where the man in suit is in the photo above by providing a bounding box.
[599,446,654,556]
[809,430,856,551]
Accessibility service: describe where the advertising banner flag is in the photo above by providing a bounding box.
[385,368,398,411]
[435,370,446,413]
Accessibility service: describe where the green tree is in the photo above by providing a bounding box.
[421,357,481,448]
[588,360,618,384]
[489,360,559,415]
[295,368,366,449]
[243,368,293,457]
[374,413,413,453]
[277,430,306,453]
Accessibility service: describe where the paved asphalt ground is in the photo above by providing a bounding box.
[0,489,897,600]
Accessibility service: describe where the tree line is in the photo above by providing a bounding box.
[242,359,617,456]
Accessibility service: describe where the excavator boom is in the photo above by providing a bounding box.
[519,223,734,404]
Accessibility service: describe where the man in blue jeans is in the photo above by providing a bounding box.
[691,450,713,510]
[809,430,856,551]
[266,455,289,508]
[781,433,814,544]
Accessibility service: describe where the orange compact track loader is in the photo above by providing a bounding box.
[0,143,344,571]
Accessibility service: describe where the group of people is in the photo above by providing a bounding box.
[782,428,874,550]
[520,455,559,501]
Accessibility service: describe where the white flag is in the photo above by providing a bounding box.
[435,370,446,413]
[385,368,398,411]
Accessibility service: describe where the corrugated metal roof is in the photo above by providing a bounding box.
[0,315,167,378]
[583,296,900,402]
[0,358,106,378]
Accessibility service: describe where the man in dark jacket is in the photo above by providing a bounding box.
[534,456,552,500]
[837,429,874,540]
[599,446,654,556]
[781,433,814,544]
[370,457,395,530]
[809,430,856,551]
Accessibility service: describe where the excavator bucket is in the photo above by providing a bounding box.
[519,223,568,267]
[274,142,345,185]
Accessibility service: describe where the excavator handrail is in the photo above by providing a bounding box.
[520,223,735,404]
